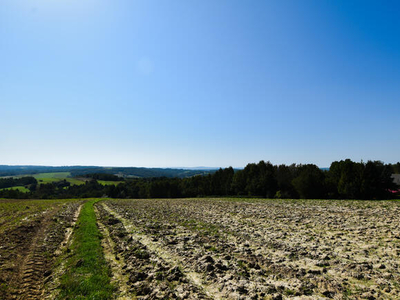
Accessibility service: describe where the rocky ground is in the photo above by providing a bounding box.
[101,198,400,299]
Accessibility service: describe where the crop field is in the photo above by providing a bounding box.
[32,172,86,185]
[97,180,125,185]
[0,186,30,193]
[26,172,121,186]
[2,172,122,190]
[1,198,400,299]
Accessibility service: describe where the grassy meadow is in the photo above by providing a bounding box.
[0,186,30,193]
[3,172,123,188]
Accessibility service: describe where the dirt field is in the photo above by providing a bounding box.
[1,198,400,299]
[98,198,400,299]
[0,199,83,299]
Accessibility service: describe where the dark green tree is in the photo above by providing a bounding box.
[292,164,325,199]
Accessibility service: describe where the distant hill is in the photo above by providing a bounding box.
[0,165,213,178]
[70,167,214,178]
[177,167,220,171]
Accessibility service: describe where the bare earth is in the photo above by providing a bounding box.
[0,200,82,300]
[99,198,400,299]
[1,198,400,299]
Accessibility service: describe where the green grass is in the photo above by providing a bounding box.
[57,199,115,299]
[34,172,71,180]
[0,186,30,192]
[30,172,86,185]
[5,172,125,186]
[65,178,86,185]
[97,180,123,186]
[32,173,122,186]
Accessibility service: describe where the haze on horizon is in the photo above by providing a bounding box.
[1,0,399,169]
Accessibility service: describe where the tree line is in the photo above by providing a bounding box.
[0,176,37,189]
[0,159,398,200]
[0,165,212,178]
[79,173,123,181]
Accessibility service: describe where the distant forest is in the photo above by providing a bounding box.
[0,165,212,178]
[1,159,399,200]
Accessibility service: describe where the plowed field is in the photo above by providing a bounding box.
[1,198,400,299]
[0,199,83,299]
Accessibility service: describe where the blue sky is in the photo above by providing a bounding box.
[1,0,399,168]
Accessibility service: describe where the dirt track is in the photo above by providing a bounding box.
[0,200,82,300]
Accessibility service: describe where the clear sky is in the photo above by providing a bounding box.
[1,0,399,168]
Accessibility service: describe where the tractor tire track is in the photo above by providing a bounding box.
[43,202,83,299]
[15,202,83,300]
[16,209,58,300]
[94,204,131,300]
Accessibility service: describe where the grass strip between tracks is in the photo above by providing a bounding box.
[57,199,115,299]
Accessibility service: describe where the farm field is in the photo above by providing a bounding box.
[0,198,84,299]
[32,172,86,185]
[32,173,120,186]
[97,180,124,186]
[1,172,86,186]
[1,198,400,299]
[1,172,123,190]
[31,172,125,186]
[0,186,30,193]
